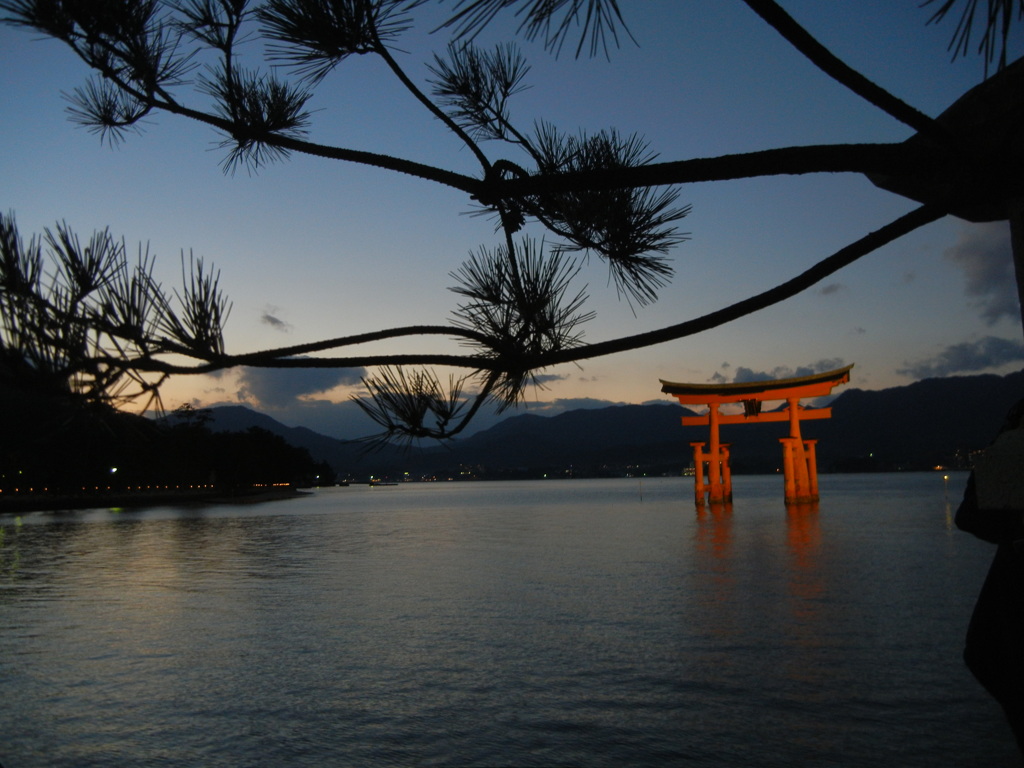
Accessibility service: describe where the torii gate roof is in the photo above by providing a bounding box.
[660,364,853,405]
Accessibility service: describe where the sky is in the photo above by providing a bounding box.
[2,0,1023,439]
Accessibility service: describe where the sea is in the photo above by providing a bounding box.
[0,472,1020,767]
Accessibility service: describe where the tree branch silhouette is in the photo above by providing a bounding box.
[1,0,1021,441]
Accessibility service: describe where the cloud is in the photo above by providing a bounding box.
[260,305,293,332]
[730,358,846,383]
[532,373,570,386]
[946,222,1019,325]
[732,367,770,383]
[818,283,845,296]
[897,336,1024,379]
[236,362,366,408]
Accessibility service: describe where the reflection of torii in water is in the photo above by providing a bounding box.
[661,365,853,506]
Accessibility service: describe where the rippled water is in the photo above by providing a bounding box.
[0,474,1018,766]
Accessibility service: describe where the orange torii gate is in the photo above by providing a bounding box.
[660,365,852,506]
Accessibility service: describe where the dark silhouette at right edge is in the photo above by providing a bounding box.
[957,397,1024,758]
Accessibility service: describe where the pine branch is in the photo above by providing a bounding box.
[437,0,633,58]
[741,0,946,142]
[924,0,1024,73]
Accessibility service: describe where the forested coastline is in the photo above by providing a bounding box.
[0,393,333,513]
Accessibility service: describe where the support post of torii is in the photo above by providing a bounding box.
[661,365,852,506]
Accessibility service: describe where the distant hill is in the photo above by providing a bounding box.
[672,371,1024,474]
[202,405,407,474]
[816,372,1024,471]
[445,404,692,470]
[201,405,360,462]
[203,370,1024,480]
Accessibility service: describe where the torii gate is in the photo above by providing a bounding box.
[660,365,852,506]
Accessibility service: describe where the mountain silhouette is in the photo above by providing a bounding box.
[204,370,1024,480]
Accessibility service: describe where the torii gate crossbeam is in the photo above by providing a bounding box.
[661,365,852,506]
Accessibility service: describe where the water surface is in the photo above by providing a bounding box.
[0,473,1017,766]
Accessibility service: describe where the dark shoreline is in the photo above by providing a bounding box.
[0,487,312,515]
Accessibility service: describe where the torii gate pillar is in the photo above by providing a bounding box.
[690,438,732,504]
[661,366,852,506]
[779,396,819,503]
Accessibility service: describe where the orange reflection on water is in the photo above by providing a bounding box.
[786,502,826,644]
[786,502,821,573]
[694,502,733,563]
[692,502,737,649]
